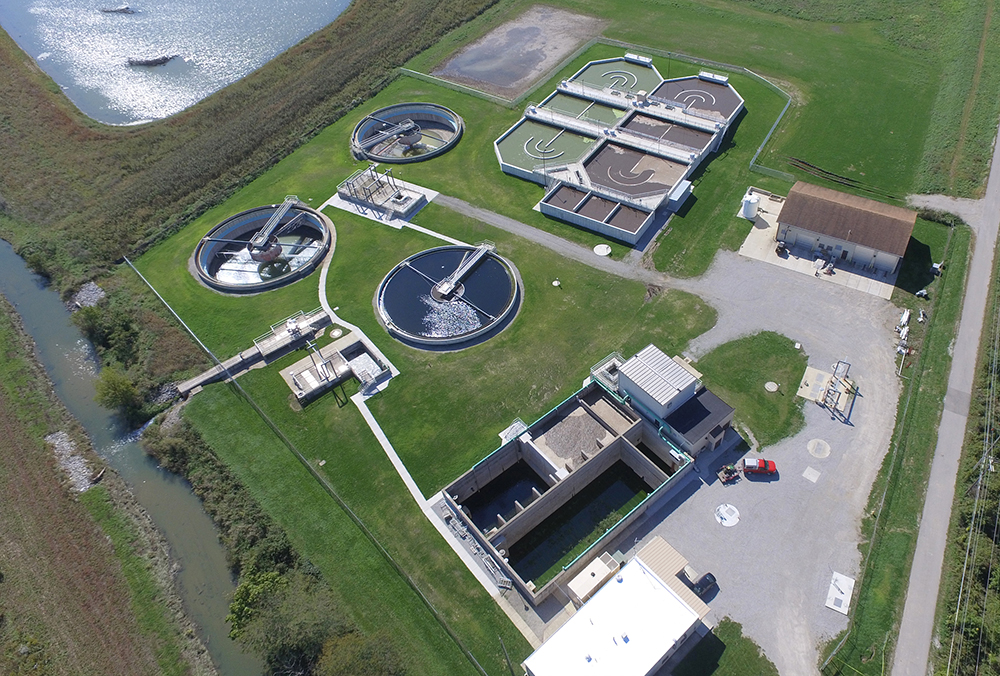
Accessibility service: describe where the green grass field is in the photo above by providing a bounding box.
[162,208,717,675]
[695,332,808,449]
[418,0,1000,198]
[123,3,993,673]
[673,618,779,676]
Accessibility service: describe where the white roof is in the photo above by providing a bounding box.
[523,557,699,676]
[619,345,696,407]
[567,553,619,604]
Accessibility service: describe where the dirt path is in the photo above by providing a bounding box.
[948,0,994,190]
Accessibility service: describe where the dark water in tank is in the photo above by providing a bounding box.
[381,249,515,340]
[462,460,549,532]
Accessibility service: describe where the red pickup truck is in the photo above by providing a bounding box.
[743,458,777,474]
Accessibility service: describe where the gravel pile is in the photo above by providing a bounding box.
[45,431,93,492]
[68,281,106,310]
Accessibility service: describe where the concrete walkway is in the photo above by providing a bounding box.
[891,138,1000,674]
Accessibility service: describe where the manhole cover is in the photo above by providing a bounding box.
[808,438,831,458]
[765,381,779,392]
[715,503,740,527]
[594,244,612,257]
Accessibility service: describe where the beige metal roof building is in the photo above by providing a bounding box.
[619,345,699,419]
[776,181,917,272]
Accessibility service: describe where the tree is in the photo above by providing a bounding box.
[94,368,141,418]
[236,570,349,675]
[227,570,285,639]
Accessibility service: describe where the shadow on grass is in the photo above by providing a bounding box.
[895,236,935,295]
[671,631,727,676]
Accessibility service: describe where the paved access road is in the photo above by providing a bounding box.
[891,136,1000,676]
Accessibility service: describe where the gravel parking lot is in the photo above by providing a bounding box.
[612,251,902,675]
[437,196,904,674]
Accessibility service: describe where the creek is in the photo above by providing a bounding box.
[0,240,261,675]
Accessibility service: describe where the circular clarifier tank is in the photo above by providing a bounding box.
[377,244,520,348]
[351,103,463,163]
[193,199,331,294]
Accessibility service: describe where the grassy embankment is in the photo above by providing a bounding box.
[0,296,205,676]
[821,219,972,674]
[0,0,503,289]
[5,0,998,289]
[0,0,513,418]
[637,0,1000,199]
[933,233,1000,675]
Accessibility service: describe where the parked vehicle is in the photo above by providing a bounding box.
[717,463,740,483]
[691,572,717,597]
[743,458,777,474]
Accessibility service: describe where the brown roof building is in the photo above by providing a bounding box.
[777,182,917,273]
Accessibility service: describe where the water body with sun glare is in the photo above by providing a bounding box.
[0,0,350,125]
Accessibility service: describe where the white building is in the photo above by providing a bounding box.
[776,181,916,273]
[523,537,709,676]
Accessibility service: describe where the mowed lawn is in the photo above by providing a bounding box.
[166,208,715,676]
[695,332,809,449]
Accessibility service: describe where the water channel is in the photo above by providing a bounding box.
[0,240,261,675]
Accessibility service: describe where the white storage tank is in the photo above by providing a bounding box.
[741,193,760,219]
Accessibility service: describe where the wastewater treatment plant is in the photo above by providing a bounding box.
[193,195,332,293]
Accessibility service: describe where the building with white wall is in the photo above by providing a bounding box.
[776,182,916,273]
[523,536,710,676]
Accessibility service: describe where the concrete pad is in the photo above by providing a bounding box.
[808,439,831,459]
[798,367,833,402]
[803,467,821,483]
[715,503,740,527]
[322,177,439,229]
